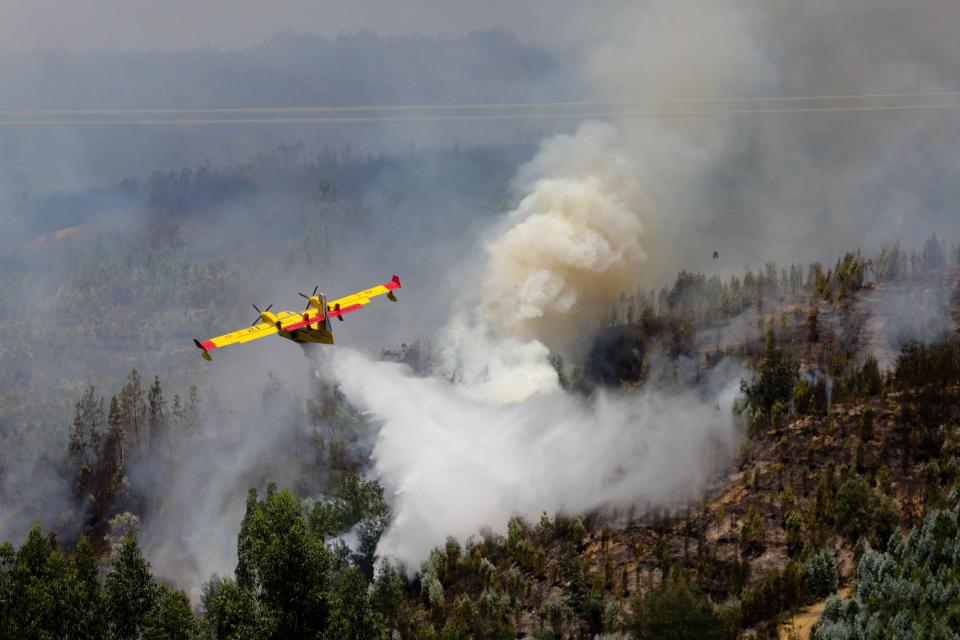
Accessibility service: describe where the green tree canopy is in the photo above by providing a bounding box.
[629,576,730,640]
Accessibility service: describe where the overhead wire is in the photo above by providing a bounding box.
[1,89,960,117]
[1,101,959,127]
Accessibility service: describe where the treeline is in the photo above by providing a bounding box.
[0,488,395,640]
[0,527,196,639]
[391,500,845,638]
[16,141,528,241]
[5,485,847,639]
[4,349,958,638]
[3,365,399,638]
[607,233,957,329]
[4,233,959,638]
[54,359,386,547]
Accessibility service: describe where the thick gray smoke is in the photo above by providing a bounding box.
[574,1,960,275]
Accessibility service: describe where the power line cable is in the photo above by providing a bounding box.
[1,101,959,127]
[1,90,960,117]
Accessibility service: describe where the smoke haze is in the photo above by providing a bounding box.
[2,0,960,594]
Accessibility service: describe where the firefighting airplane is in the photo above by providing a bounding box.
[193,274,401,360]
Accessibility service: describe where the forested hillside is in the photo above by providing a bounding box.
[2,222,958,638]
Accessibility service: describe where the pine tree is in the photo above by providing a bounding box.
[185,385,201,436]
[105,530,156,640]
[69,386,105,465]
[9,525,84,636]
[922,232,946,270]
[106,395,125,465]
[245,490,332,638]
[370,559,408,635]
[202,576,264,639]
[120,369,146,459]
[628,576,728,640]
[142,584,197,640]
[171,393,185,435]
[68,386,105,497]
[72,534,107,639]
[235,489,259,592]
[806,305,819,343]
[147,375,167,454]
[328,565,376,640]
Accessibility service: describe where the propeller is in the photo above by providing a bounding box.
[298,285,319,309]
[251,303,273,326]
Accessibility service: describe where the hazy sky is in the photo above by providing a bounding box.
[2,0,621,52]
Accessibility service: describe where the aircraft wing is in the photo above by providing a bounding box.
[194,310,300,360]
[325,274,402,319]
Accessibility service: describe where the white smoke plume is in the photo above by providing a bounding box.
[328,348,741,567]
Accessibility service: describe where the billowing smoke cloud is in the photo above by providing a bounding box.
[480,124,647,343]
[324,2,772,567]
[327,348,741,567]
[440,122,648,402]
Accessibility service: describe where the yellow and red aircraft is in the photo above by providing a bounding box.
[193,274,401,360]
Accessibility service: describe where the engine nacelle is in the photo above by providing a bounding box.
[260,310,278,325]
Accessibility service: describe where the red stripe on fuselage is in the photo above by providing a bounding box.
[282,303,365,333]
[280,315,317,332]
[329,303,363,317]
